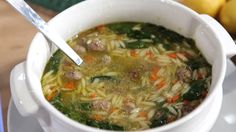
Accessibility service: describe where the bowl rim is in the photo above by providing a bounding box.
[25,0,226,131]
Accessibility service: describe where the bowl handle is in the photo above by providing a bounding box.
[200,15,236,76]
[10,62,39,116]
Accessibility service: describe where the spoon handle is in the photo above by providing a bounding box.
[6,0,83,65]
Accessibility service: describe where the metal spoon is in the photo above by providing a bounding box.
[6,0,83,65]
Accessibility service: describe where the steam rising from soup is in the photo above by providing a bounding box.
[41,22,211,131]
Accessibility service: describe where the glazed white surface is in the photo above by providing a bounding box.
[9,0,236,132]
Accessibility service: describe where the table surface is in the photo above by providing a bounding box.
[0,1,55,132]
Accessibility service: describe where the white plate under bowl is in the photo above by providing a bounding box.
[210,71,236,132]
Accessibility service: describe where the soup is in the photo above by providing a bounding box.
[41,22,211,131]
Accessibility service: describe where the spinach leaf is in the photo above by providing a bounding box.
[141,23,185,43]
[108,22,194,50]
[78,103,92,111]
[183,80,206,101]
[50,95,66,112]
[127,30,150,39]
[50,93,124,130]
[50,94,91,123]
[86,120,124,131]
[90,75,114,83]
[107,22,136,34]
[44,50,63,74]
[187,57,210,70]
[185,38,195,46]
[150,108,168,128]
[125,40,152,49]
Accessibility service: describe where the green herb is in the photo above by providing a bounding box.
[44,50,63,74]
[187,57,210,70]
[90,75,114,83]
[107,22,136,35]
[50,93,124,130]
[125,40,152,49]
[86,120,124,131]
[141,23,185,43]
[183,80,206,101]
[108,22,193,50]
[150,108,168,127]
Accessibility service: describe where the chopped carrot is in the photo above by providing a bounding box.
[130,50,137,57]
[64,81,75,90]
[91,114,103,121]
[84,55,94,64]
[149,66,159,81]
[139,111,147,118]
[145,50,154,59]
[151,66,159,73]
[109,107,118,113]
[96,25,106,32]
[167,94,180,103]
[46,91,57,101]
[156,80,165,90]
[150,73,158,81]
[167,53,177,58]
[171,79,178,84]
[90,93,97,98]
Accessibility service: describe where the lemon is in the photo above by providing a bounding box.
[180,0,226,17]
[219,0,236,33]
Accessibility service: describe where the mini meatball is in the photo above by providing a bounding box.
[64,70,83,80]
[176,67,192,82]
[86,39,105,51]
[73,45,86,53]
[123,101,136,113]
[92,100,110,111]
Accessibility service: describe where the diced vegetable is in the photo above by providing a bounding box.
[139,111,148,118]
[167,53,177,58]
[149,66,159,81]
[83,55,94,64]
[50,94,123,130]
[145,50,154,58]
[183,80,206,101]
[108,22,194,50]
[86,120,124,131]
[90,75,114,83]
[130,50,137,57]
[46,91,58,101]
[150,109,168,127]
[107,22,136,34]
[44,50,63,74]
[187,57,210,70]
[125,40,151,49]
[167,94,180,103]
[156,80,166,90]
[90,93,97,98]
[64,81,75,90]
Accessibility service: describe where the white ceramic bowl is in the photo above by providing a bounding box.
[10,0,236,132]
